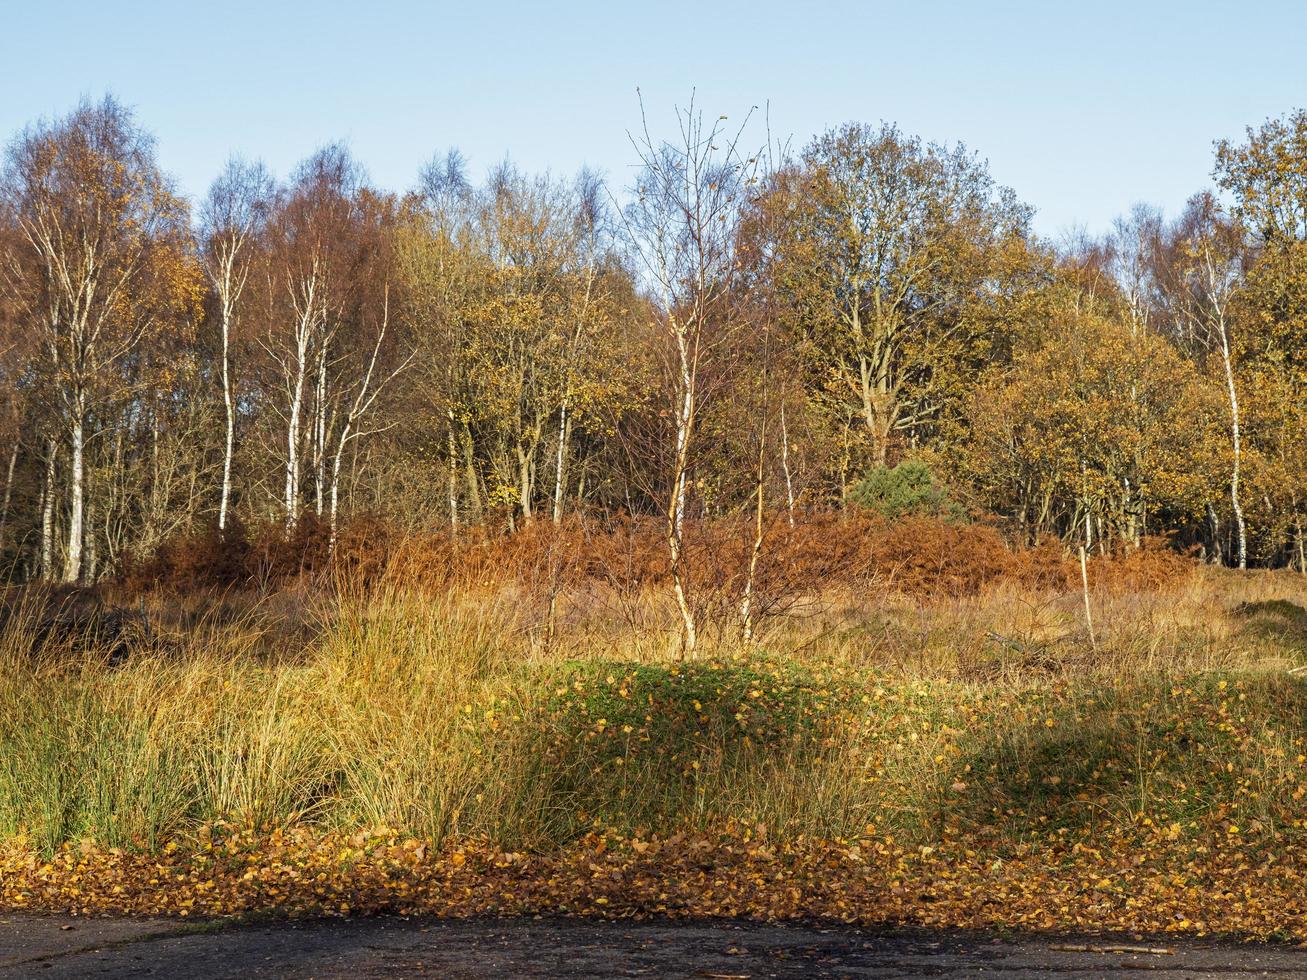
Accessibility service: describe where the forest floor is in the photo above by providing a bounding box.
[3,914,1305,979]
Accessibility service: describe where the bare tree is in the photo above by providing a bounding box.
[327,283,412,546]
[620,93,759,655]
[263,145,363,526]
[1107,203,1163,339]
[200,157,273,529]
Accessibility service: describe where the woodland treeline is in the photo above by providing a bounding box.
[0,95,1305,588]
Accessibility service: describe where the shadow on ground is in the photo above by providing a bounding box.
[1,914,1303,979]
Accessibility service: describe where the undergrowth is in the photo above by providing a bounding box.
[1,567,1306,863]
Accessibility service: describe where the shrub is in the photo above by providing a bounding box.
[1089,536,1195,593]
[527,658,843,835]
[248,513,331,582]
[848,460,958,521]
[120,520,252,593]
[331,513,396,588]
[118,508,1197,606]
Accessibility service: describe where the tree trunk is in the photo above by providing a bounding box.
[285,356,307,526]
[0,440,18,559]
[329,424,349,552]
[40,438,56,581]
[63,412,85,584]
[518,446,534,524]
[447,411,459,533]
[314,341,329,517]
[780,403,795,527]
[219,310,236,530]
[462,427,483,524]
[669,358,697,657]
[739,439,766,645]
[551,402,569,525]
[1206,503,1224,565]
[1217,321,1247,570]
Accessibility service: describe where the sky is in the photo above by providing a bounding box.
[1,0,1304,239]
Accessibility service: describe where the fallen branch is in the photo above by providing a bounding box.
[1050,944,1174,955]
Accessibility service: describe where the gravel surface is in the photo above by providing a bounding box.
[2,914,1305,978]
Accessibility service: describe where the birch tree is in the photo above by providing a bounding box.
[620,95,759,655]
[1164,194,1249,568]
[263,146,363,525]
[1215,111,1307,568]
[321,189,409,544]
[200,158,272,530]
[327,282,412,546]
[0,96,190,582]
[1107,204,1163,339]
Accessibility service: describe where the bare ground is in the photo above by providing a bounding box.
[1,914,1305,979]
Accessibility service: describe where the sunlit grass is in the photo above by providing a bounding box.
[0,567,1304,857]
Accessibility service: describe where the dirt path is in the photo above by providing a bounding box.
[1,914,1304,978]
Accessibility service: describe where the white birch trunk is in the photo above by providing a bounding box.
[314,339,329,517]
[285,357,307,526]
[283,274,318,527]
[63,411,85,584]
[552,402,569,525]
[668,315,697,656]
[780,403,795,527]
[329,423,349,551]
[40,438,56,581]
[1217,319,1247,570]
[447,410,459,533]
[326,286,404,550]
[0,440,17,556]
[218,300,236,530]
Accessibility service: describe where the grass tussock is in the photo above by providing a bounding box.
[1,563,1305,864]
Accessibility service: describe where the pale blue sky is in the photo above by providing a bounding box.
[2,0,1303,237]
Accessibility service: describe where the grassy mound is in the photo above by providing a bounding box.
[3,573,1307,936]
[2,586,1306,854]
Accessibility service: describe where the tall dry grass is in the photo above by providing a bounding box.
[0,564,1304,857]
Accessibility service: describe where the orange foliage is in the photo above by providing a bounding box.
[3,824,1304,939]
[120,513,1197,601]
